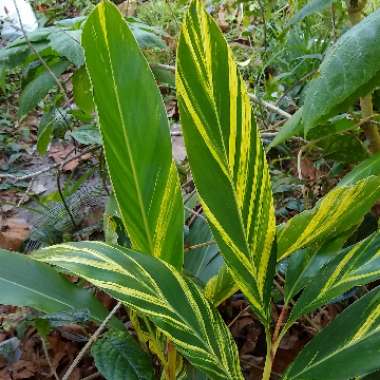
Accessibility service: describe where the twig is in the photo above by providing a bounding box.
[57,169,77,229]
[41,336,60,380]
[185,240,216,252]
[80,373,101,380]
[184,206,206,221]
[17,178,34,207]
[62,302,122,380]
[249,93,291,119]
[12,0,69,103]
[0,146,100,181]
[228,305,250,328]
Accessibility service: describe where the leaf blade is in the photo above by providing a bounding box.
[0,248,115,327]
[82,1,183,268]
[176,0,276,324]
[303,9,380,133]
[283,286,380,380]
[33,242,243,380]
[277,176,380,259]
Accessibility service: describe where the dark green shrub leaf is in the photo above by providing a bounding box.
[303,8,380,133]
[0,248,117,328]
[92,330,154,380]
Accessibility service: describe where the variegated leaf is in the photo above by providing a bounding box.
[283,286,380,380]
[82,1,183,268]
[204,264,238,306]
[286,231,380,326]
[277,176,380,259]
[33,242,243,380]
[177,0,276,324]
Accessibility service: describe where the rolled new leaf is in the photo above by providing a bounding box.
[82,1,183,268]
[33,242,244,380]
[177,0,276,324]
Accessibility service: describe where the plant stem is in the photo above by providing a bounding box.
[360,96,380,153]
[166,341,177,380]
[346,0,380,153]
[262,328,273,380]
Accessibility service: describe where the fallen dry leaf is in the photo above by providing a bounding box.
[0,217,30,251]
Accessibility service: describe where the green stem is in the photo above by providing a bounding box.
[262,328,273,380]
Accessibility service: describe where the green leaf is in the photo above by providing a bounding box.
[339,152,380,186]
[184,217,222,285]
[92,330,154,380]
[287,231,380,325]
[33,242,244,380]
[268,108,303,149]
[303,8,380,133]
[0,248,117,328]
[82,1,184,268]
[49,30,84,67]
[283,286,380,380]
[18,60,70,117]
[127,17,166,49]
[315,133,369,163]
[289,0,335,25]
[277,176,380,259]
[37,111,54,155]
[177,0,276,324]
[72,66,94,114]
[70,124,101,145]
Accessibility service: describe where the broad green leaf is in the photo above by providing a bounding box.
[34,242,244,380]
[303,9,380,133]
[277,176,380,259]
[70,124,101,145]
[339,152,380,186]
[287,231,380,325]
[127,17,166,49]
[177,0,276,324]
[283,286,380,380]
[268,108,303,149]
[0,248,117,328]
[289,0,335,25]
[184,217,222,285]
[92,330,154,380]
[315,133,368,164]
[72,66,94,114]
[18,60,70,117]
[37,111,54,155]
[49,30,84,67]
[82,1,184,268]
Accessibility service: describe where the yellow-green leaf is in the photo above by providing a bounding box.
[176,0,276,324]
[283,286,380,380]
[33,242,243,380]
[287,231,380,326]
[82,1,183,268]
[277,176,380,259]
